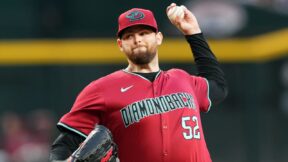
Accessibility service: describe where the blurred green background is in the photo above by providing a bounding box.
[0,0,288,162]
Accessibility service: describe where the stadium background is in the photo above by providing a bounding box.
[0,0,287,162]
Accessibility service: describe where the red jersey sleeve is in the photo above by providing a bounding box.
[57,81,105,137]
[190,76,211,112]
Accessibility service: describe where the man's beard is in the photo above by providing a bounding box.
[127,49,157,65]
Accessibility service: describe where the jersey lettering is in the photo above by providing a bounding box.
[121,92,195,127]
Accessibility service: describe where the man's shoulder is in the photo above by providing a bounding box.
[91,70,125,85]
[165,68,203,80]
[166,68,190,76]
[76,70,125,96]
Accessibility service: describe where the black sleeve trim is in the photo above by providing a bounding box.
[208,80,228,105]
[49,131,85,161]
[57,122,88,138]
[185,33,228,105]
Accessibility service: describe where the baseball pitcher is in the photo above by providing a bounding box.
[50,3,228,162]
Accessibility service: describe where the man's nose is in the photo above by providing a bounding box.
[134,34,142,43]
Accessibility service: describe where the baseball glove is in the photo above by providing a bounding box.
[70,125,118,162]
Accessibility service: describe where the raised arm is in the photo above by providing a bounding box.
[166,3,228,104]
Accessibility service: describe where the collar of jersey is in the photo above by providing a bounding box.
[122,69,162,82]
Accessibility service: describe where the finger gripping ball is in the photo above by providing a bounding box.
[167,6,184,20]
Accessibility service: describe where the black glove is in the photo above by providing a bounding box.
[70,125,118,162]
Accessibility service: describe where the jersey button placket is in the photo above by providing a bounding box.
[153,83,158,96]
[153,76,163,97]
[161,114,169,161]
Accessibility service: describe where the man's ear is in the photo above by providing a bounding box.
[156,32,163,45]
[117,38,123,52]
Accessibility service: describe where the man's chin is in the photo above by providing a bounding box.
[131,55,156,65]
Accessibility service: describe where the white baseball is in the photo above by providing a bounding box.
[167,6,185,20]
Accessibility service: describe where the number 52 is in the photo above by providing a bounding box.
[181,116,200,139]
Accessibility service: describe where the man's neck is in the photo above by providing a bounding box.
[125,66,160,73]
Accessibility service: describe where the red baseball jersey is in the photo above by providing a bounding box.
[58,69,212,162]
